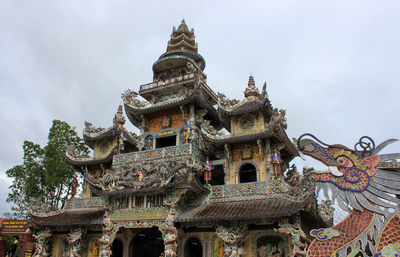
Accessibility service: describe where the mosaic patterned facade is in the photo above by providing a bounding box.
[27,20,400,257]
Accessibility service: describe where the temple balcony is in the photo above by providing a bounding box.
[209,180,299,202]
[112,143,202,167]
[139,72,196,94]
[64,197,105,209]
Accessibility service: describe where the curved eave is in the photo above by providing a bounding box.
[124,94,196,127]
[83,127,115,149]
[125,82,220,127]
[200,122,298,158]
[175,196,309,223]
[167,40,198,52]
[30,208,105,226]
[218,97,272,117]
[91,172,193,197]
[66,143,117,167]
[154,50,205,71]
[275,124,299,158]
[124,130,140,148]
[201,126,275,145]
[169,33,196,43]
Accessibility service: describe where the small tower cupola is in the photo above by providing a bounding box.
[244,75,260,98]
[153,20,205,73]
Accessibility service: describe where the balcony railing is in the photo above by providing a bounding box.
[209,180,293,201]
[64,197,104,209]
[140,73,196,93]
[113,144,193,166]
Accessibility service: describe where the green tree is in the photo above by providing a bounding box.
[6,120,89,218]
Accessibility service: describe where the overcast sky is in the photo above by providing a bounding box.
[1,0,399,215]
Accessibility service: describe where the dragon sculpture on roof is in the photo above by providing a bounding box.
[297,134,400,257]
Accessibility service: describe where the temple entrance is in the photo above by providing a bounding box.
[129,227,164,257]
[184,237,202,257]
[111,239,123,257]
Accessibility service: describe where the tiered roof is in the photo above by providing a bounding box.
[167,19,198,53]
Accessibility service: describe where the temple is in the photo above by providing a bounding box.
[28,20,400,257]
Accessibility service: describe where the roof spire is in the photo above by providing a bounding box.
[244,75,260,98]
[113,105,126,129]
[167,20,197,53]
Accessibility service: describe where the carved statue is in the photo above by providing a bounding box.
[297,135,400,256]
[275,222,308,257]
[84,121,104,133]
[278,109,287,128]
[215,225,247,257]
[217,93,239,108]
[67,228,83,257]
[318,200,334,223]
[200,120,224,137]
[32,229,52,257]
[122,89,147,107]
[285,164,300,187]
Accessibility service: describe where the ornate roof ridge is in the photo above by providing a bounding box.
[200,121,275,144]
[83,123,112,138]
[169,32,195,43]
[218,97,270,117]
[167,40,198,52]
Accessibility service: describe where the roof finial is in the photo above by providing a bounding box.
[244,75,260,98]
[177,19,189,32]
[113,105,126,128]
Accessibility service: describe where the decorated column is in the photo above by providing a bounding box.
[215,224,247,257]
[99,212,119,257]
[32,229,52,257]
[159,208,178,257]
[67,228,84,257]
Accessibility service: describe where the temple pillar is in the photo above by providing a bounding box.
[32,229,52,257]
[67,228,84,257]
[123,236,130,257]
[215,224,247,257]
[159,207,178,257]
[100,212,119,257]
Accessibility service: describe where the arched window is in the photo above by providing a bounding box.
[239,163,257,183]
[185,237,202,257]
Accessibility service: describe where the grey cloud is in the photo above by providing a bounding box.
[0,0,399,214]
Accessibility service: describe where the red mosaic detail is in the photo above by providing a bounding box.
[307,209,374,257]
[376,213,400,253]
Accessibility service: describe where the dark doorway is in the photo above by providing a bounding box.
[156,135,176,148]
[184,237,202,257]
[111,239,123,257]
[239,163,257,183]
[130,227,164,257]
[211,165,225,185]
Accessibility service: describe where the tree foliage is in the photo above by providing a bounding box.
[6,120,88,218]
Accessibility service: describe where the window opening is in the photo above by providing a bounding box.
[239,163,257,183]
[156,135,176,148]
